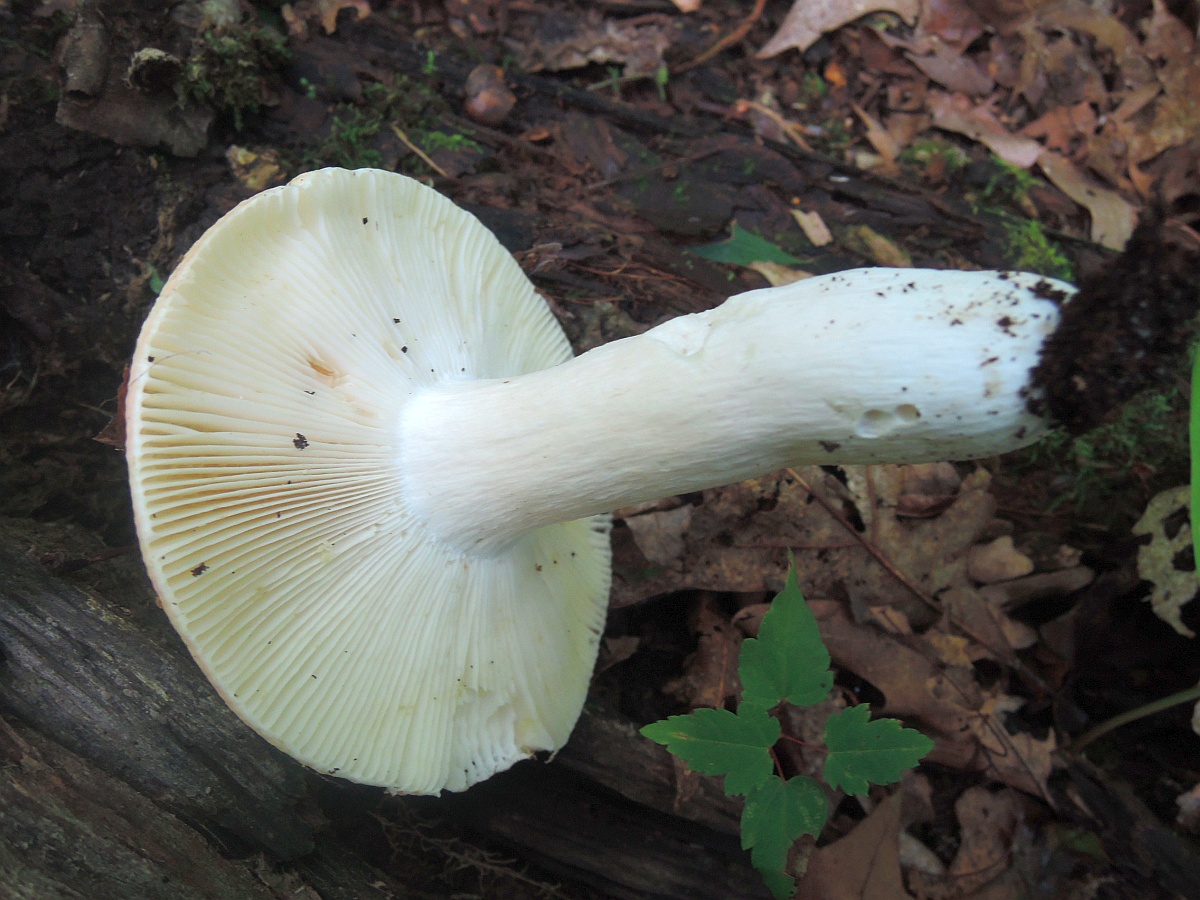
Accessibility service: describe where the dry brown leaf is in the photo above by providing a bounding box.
[918,0,987,49]
[791,209,834,247]
[977,565,1094,610]
[1038,0,1151,85]
[842,224,912,266]
[758,0,920,58]
[282,0,370,37]
[967,695,1055,799]
[905,41,994,96]
[967,536,1034,585]
[927,91,1042,167]
[799,792,913,899]
[909,786,1023,897]
[225,145,284,192]
[853,103,901,166]
[814,602,1056,798]
[623,504,691,569]
[747,261,814,286]
[518,10,670,77]
[665,594,743,709]
[1037,150,1137,250]
[1022,102,1098,154]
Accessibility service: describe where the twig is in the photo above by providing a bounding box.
[391,123,451,178]
[676,0,767,72]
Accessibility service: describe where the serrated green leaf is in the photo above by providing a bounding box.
[690,224,805,267]
[741,775,827,899]
[822,704,935,795]
[758,868,797,900]
[640,705,780,796]
[738,559,833,707]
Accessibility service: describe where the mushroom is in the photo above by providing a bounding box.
[125,167,1071,794]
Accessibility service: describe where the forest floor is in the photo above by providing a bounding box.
[2,0,1200,897]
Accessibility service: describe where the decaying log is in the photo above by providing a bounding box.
[0,523,314,859]
[0,519,768,897]
[428,761,771,900]
[0,716,285,900]
[1062,756,1200,897]
[556,705,741,835]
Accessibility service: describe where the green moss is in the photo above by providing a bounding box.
[794,72,827,109]
[814,116,852,154]
[302,74,456,171]
[898,138,968,173]
[315,106,384,169]
[421,131,481,154]
[180,26,289,129]
[980,155,1039,208]
[1007,384,1188,520]
[1001,217,1074,281]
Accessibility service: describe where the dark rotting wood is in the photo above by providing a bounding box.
[0,529,315,859]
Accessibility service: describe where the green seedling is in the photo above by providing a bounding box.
[642,559,933,897]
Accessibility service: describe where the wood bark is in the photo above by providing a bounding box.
[0,525,314,860]
[0,520,766,898]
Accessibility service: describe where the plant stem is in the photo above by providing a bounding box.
[1072,682,1200,752]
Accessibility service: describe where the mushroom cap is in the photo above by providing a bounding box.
[125,167,612,794]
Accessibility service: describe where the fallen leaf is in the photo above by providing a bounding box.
[690,224,806,267]
[909,785,1023,897]
[623,504,692,569]
[977,565,1095,610]
[799,791,913,899]
[665,594,744,709]
[966,696,1056,798]
[225,145,284,192]
[853,102,901,166]
[927,91,1042,168]
[758,0,920,58]
[1037,150,1137,250]
[1022,102,1098,154]
[747,260,814,286]
[814,602,1056,798]
[1178,780,1200,831]
[320,0,369,33]
[967,536,1035,585]
[282,0,371,37]
[905,41,994,96]
[518,9,670,77]
[791,209,833,247]
[842,224,912,266]
[1131,485,1197,637]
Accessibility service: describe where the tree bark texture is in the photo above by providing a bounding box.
[0,519,767,898]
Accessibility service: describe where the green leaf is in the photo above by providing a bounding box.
[690,224,804,267]
[741,775,827,899]
[739,558,833,708]
[822,704,934,795]
[640,705,780,796]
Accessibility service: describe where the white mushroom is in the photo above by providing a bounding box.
[125,167,1071,794]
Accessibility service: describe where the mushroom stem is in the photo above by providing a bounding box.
[400,268,1067,556]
